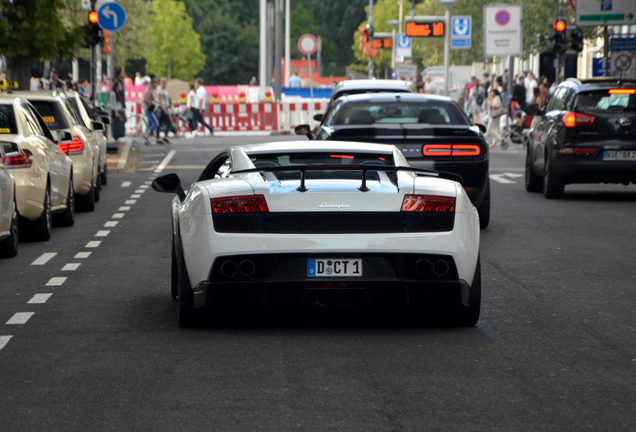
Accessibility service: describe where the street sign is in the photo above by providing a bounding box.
[451,16,471,50]
[298,34,317,55]
[484,4,522,57]
[576,0,636,27]
[396,34,412,58]
[611,52,636,78]
[405,21,445,37]
[610,37,636,52]
[451,39,471,49]
[395,63,418,79]
[592,58,608,77]
[98,2,127,32]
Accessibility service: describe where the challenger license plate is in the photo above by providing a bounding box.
[308,259,362,277]
[604,150,636,160]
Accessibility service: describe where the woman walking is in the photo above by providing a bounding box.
[142,77,160,145]
[108,81,126,140]
[486,88,505,148]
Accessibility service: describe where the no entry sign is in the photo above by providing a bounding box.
[298,34,317,55]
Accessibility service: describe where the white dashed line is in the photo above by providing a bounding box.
[46,277,67,286]
[121,181,132,188]
[28,294,53,304]
[144,181,152,185]
[0,336,12,350]
[130,194,141,199]
[125,200,136,205]
[75,252,92,259]
[62,263,81,271]
[139,185,149,189]
[95,230,110,237]
[155,150,177,173]
[112,213,125,219]
[86,241,101,248]
[31,253,57,266]
[118,206,131,211]
[7,313,34,325]
[134,189,145,193]
[104,221,118,227]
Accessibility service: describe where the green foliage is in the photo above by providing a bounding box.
[147,0,205,81]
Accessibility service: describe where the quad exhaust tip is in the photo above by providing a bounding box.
[415,259,432,276]
[239,260,256,277]
[433,260,449,277]
[220,261,238,278]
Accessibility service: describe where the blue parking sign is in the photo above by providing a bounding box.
[452,17,471,37]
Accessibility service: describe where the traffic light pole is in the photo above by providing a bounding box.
[368,0,374,79]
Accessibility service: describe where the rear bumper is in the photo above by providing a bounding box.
[552,151,636,184]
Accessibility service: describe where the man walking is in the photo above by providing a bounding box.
[194,77,214,135]
[156,78,173,143]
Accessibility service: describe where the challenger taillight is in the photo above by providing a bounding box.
[423,144,481,157]
[3,149,33,169]
[401,195,455,213]
[211,195,269,214]
[58,136,84,154]
[562,112,595,127]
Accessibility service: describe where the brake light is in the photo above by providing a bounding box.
[423,144,481,157]
[609,89,636,95]
[562,112,595,127]
[3,149,33,169]
[211,195,269,214]
[58,136,84,154]
[558,148,596,155]
[330,155,354,159]
[401,195,455,213]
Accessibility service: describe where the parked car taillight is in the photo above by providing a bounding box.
[3,149,33,169]
[211,195,269,213]
[562,112,595,128]
[58,136,84,155]
[609,89,636,95]
[401,195,455,213]
[423,144,481,157]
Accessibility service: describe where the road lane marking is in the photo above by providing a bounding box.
[7,313,34,325]
[0,336,12,350]
[144,181,152,185]
[95,230,110,237]
[118,206,130,211]
[125,200,137,205]
[104,221,118,227]
[489,174,516,184]
[86,241,101,248]
[154,149,177,173]
[130,194,141,199]
[117,140,132,172]
[112,213,125,219]
[139,185,149,189]
[31,253,57,266]
[62,263,81,271]
[505,173,524,178]
[28,294,52,304]
[46,277,67,286]
[75,252,91,259]
[121,181,132,188]
[134,189,145,193]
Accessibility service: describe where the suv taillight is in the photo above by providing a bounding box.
[211,195,269,214]
[3,149,33,169]
[401,195,455,213]
[58,136,84,154]
[562,112,595,127]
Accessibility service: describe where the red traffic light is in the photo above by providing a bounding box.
[553,20,566,32]
[88,11,99,25]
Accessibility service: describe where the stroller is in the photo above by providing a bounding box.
[500,110,531,150]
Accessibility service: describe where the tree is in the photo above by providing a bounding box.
[0,0,81,89]
[146,0,205,81]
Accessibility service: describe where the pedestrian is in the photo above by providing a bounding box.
[482,72,491,96]
[195,77,214,135]
[113,68,126,105]
[142,77,160,145]
[156,78,173,144]
[468,77,482,124]
[36,80,45,91]
[108,81,126,140]
[186,83,197,134]
[289,72,301,88]
[525,71,538,108]
[414,75,424,93]
[486,87,505,148]
[249,76,258,86]
[511,75,526,111]
[134,72,144,86]
[424,75,439,94]
[48,69,65,91]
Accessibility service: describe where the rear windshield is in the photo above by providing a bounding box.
[333,101,468,125]
[335,89,411,100]
[0,104,18,134]
[29,100,70,130]
[575,90,636,112]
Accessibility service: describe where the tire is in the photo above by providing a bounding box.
[0,200,19,258]
[54,178,75,227]
[171,236,178,301]
[454,256,481,327]
[76,185,95,212]
[31,186,52,241]
[94,174,101,203]
[543,156,564,199]
[177,238,198,328]
[101,165,108,186]
[525,149,543,192]
[477,180,490,230]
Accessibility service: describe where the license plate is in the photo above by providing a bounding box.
[604,150,636,160]
[308,259,362,277]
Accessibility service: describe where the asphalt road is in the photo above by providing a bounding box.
[1,135,635,431]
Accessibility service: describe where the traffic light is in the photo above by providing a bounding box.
[365,23,374,39]
[85,11,102,47]
[570,28,584,52]
[101,30,111,55]
[552,20,566,55]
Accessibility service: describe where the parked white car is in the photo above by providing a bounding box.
[0,144,18,257]
[0,96,74,241]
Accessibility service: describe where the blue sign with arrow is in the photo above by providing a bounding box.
[98,2,127,32]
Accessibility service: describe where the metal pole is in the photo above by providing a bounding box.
[275,0,282,102]
[368,0,374,79]
[391,27,396,73]
[603,25,609,76]
[285,0,290,86]
[308,53,314,102]
[267,3,274,86]
[90,46,96,103]
[259,0,267,100]
[444,7,450,96]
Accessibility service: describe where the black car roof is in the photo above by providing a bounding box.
[337,92,453,104]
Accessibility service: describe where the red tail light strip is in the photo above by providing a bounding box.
[3,149,33,169]
[211,195,269,214]
[558,148,596,155]
[562,112,595,127]
[58,136,84,154]
[609,89,636,95]
[401,195,456,213]
[423,144,481,157]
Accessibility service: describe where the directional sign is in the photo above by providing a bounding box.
[396,34,412,58]
[610,37,636,52]
[451,16,471,50]
[98,2,127,32]
[592,58,608,77]
[576,0,635,27]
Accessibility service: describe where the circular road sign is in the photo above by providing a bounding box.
[495,10,511,26]
[615,54,632,72]
[298,34,317,55]
[98,2,127,32]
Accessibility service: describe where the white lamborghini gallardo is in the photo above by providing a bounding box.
[153,142,481,327]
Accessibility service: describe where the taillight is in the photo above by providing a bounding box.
[401,195,455,213]
[562,112,595,127]
[58,136,84,154]
[211,195,269,214]
[3,149,33,169]
[609,89,635,95]
[558,148,596,155]
[423,144,481,157]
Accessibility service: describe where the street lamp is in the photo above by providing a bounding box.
[438,0,456,97]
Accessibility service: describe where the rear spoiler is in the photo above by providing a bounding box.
[231,165,464,192]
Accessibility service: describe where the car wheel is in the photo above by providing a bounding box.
[477,180,490,230]
[94,174,101,203]
[543,156,564,199]
[101,166,108,186]
[171,236,178,301]
[525,148,543,192]
[76,185,95,212]
[54,178,75,227]
[455,256,481,327]
[0,200,19,258]
[177,239,198,328]
[31,186,52,241]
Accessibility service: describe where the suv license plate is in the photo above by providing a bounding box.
[308,259,362,277]
[604,150,636,160]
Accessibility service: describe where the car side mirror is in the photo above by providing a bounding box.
[152,173,186,201]
[523,104,542,116]
[294,124,313,140]
[91,121,105,131]
[313,113,324,122]
[100,116,111,125]
[475,123,487,134]
[54,130,73,143]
